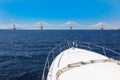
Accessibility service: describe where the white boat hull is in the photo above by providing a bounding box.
[47,48,120,80]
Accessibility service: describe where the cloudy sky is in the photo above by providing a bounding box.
[0,0,120,29]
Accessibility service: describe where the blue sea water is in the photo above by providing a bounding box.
[0,30,120,80]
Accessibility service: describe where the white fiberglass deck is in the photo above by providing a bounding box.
[47,48,120,80]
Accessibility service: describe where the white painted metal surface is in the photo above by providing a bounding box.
[47,48,120,80]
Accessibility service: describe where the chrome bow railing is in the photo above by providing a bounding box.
[41,41,120,80]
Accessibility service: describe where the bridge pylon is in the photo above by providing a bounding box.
[40,21,43,30]
[100,22,104,30]
[70,21,73,30]
[13,23,16,30]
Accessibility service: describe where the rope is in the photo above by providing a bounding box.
[56,58,120,80]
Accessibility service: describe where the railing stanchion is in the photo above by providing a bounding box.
[103,47,107,57]
[41,73,45,80]
[67,41,71,48]
[52,50,55,60]
[60,44,61,53]
[48,60,50,70]
[76,41,78,48]
[88,43,91,51]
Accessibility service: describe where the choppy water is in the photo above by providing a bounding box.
[0,30,120,80]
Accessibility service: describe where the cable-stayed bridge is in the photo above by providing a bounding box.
[58,21,85,29]
[0,21,120,30]
[31,21,120,30]
[89,22,118,30]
